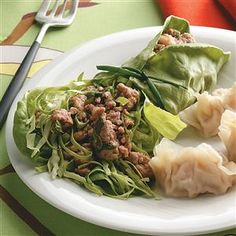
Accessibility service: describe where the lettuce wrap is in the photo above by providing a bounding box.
[14,73,186,199]
[13,15,230,199]
[96,15,230,114]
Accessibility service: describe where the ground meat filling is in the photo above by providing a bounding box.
[154,28,195,53]
[116,83,140,110]
[50,83,153,178]
[51,109,74,128]
[129,152,153,178]
[70,94,86,110]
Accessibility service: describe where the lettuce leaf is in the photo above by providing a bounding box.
[143,99,186,140]
[124,15,190,69]
[96,20,230,114]
[129,44,230,114]
[122,16,231,114]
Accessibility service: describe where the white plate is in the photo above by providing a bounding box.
[6,26,236,236]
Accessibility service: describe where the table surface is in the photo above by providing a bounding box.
[0,1,235,236]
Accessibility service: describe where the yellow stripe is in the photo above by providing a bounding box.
[0,60,51,78]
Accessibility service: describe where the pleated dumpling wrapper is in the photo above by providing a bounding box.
[219,110,236,162]
[149,138,236,198]
[180,82,236,138]
[213,83,236,110]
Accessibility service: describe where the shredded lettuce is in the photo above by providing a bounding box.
[47,148,60,179]
[63,160,157,199]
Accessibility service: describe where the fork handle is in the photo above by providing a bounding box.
[0,40,40,129]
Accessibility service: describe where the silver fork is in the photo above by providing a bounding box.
[0,0,79,128]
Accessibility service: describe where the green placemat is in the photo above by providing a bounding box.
[0,1,235,235]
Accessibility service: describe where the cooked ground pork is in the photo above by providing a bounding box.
[118,145,130,157]
[129,152,153,177]
[50,83,153,177]
[117,126,125,134]
[102,91,113,101]
[51,109,73,128]
[99,119,118,147]
[154,28,195,53]
[69,107,79,115]
[74,130,88,142]
[70,95,87,111]
[106,110,122,125]
[124,117,134,127]
[77,111,87,122]
[106,100,116,109]
[116,83,139,110]
[86,104,106,121]
[75,167,90,176]
[98,148,120,161]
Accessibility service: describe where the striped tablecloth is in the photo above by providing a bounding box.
[0,1,235,235]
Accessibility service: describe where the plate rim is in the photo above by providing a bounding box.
[5,26,236,236]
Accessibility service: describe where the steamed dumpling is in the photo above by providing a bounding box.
[219,110,236,162]
[180,92,224,137]
[149,138,236,198]
[213,82,236,110]
[180,83,236,137]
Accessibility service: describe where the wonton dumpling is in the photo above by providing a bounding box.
[213,82,236,110]
[180,92,224,137]
[219,110,236,162]
[180,83,236,137]
[149,138,236,198]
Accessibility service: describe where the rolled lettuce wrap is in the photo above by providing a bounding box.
[96,15,230,114]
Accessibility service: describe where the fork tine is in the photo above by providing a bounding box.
[38,0,51,15]
[57,0,67,17]
[35,0,79,25]
[68,0,79,17]
[50,0,61,16]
